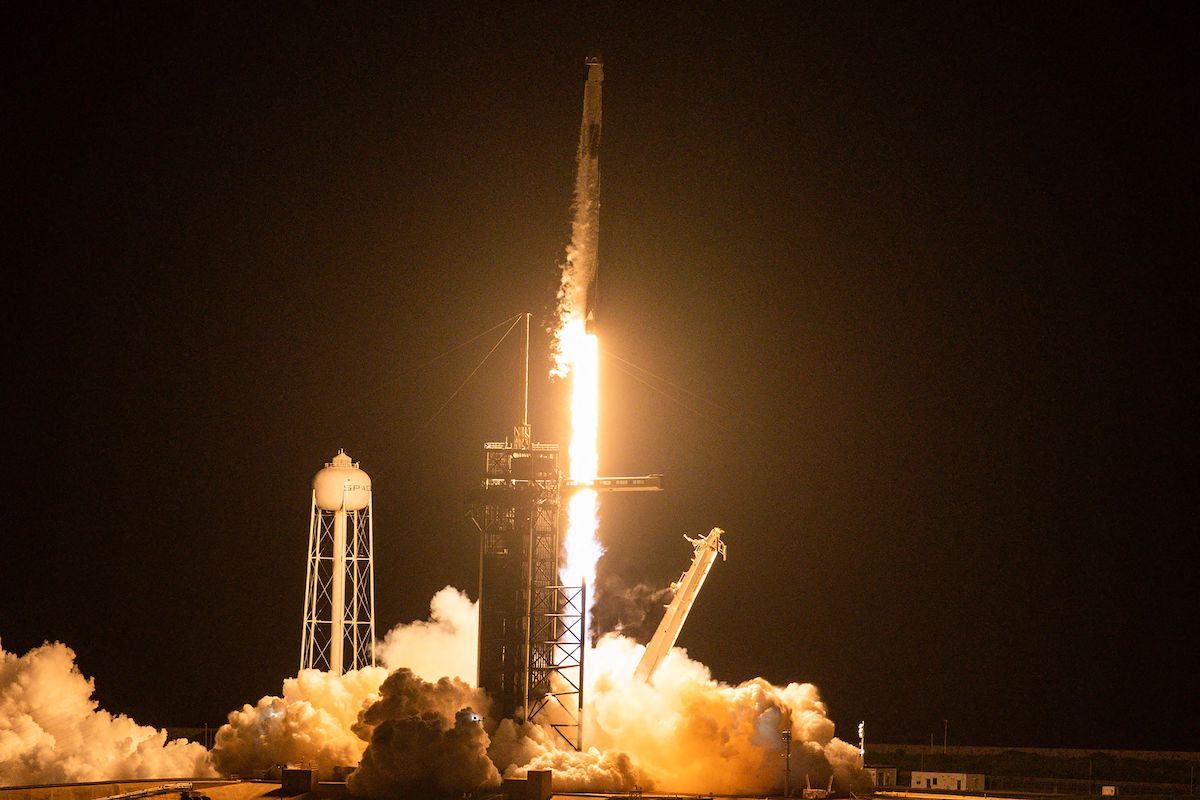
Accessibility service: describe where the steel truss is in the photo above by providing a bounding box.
[476,438,585,750]
[528,582,585,750]
[300,499,376,673]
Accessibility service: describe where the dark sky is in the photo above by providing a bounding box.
[6,5,1195,752]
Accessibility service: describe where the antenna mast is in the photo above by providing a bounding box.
[515,312,531,449]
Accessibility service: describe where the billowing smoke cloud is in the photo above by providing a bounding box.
[211,587,478,780]
[0,640,214,786]
[210,666,388,779]
[364,588,865,796]
[398,592,868,796]
[591,571,674,644]
[347,669,497,799]
[376,585,478,683]
[493,718,648,793]
[577,635,868,795]
[490,633,866,796]
[5,583,862,797]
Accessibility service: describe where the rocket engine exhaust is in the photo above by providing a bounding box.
[554,55,606,628]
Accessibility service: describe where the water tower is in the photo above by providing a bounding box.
[300,449,376,674]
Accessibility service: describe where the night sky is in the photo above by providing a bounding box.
[6,5,1195,752]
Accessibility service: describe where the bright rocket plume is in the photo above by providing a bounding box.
[553,56,604,609]
[559,317,601,593]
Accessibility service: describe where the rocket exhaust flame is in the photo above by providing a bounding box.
[559,318,601,595]
[554,57,605,616]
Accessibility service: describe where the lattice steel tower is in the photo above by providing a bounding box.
[474,314,586,750]
[300,449,377,674]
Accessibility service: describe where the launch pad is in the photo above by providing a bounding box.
[470,307,664,750]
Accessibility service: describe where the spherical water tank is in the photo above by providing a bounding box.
[313,450,372,511]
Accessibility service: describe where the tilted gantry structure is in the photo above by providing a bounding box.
[634,527,727,684]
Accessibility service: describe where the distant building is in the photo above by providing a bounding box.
[865,766,898,787]
[911,771,985,791]
[502,769,553,800]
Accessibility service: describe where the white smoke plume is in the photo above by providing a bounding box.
[3,585,863,797]
[211,587,478,780]
[0,640,214,786]
[210,666,388,779]
[373,588,867,795]
[494,717,648,793]
[579,634,868,795]
[376,585,478,683]
[509,746,647,793]
[347,669,497,799]
[492,633,867,795]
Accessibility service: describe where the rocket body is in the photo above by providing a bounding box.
[561,56,603,326]
[579,57,603,163]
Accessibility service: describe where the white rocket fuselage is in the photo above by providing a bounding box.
[580,59,603,163]
[634,527,727,683]
[568,57,603,322]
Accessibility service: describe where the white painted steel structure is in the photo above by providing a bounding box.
[300,450,376,674]
[633,527,727,683]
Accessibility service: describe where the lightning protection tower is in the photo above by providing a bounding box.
[300,449,377,674]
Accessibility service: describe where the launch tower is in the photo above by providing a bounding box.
[475,314,586,749]
[300,450,377,674]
